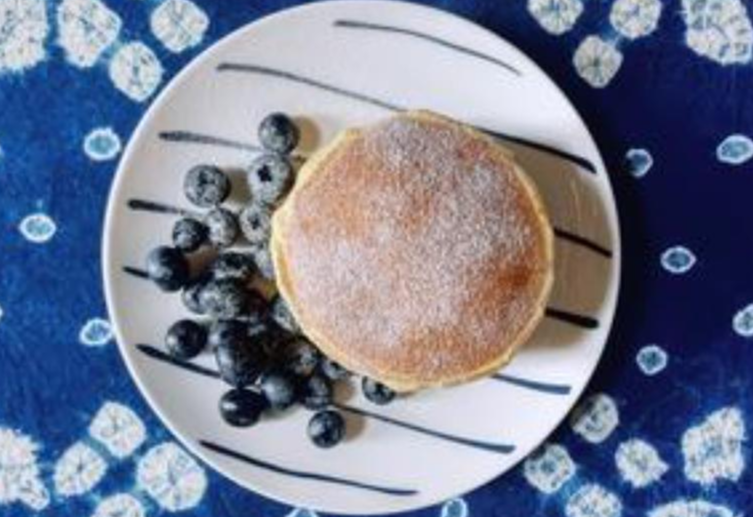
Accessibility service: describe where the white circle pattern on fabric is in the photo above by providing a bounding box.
[648,499,738,517]
[570,394,620,444]
[150,0,209,53]
[625,148,653,178]
[565,484,623,517]
[523,443,576,494]
[527,0,584,35]
[573,36,623,88]
[0,0,49,73]
[79,318,114,346]
[109,42,163,102]
[732,303,753,337]
[136,443,207,511]
[681,407,745,486]
[681,0,753,65]
[636,345,668,376]
[92,493,146,517]
[88,402,147,459]
[716,134,753,165]
[83,127,122,161]
[609,0,662,39]
[440,497,469,517]
[661,246,696,275]
[53,442,107,496]
[56,0,121,68]
[0,428,50,510]
[615,439,669,488]
[19,213,57,243]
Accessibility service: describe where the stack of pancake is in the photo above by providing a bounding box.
[272,110,553,391]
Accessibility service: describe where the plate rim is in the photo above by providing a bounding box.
[102,1,622,514]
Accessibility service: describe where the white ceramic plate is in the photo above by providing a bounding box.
[103,2,620,514]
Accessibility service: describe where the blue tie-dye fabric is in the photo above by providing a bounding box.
[1,1,752,516]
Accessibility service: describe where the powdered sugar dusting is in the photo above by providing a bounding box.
[284,114,549,383]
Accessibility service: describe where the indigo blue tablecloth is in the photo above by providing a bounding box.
[1,1,753,516]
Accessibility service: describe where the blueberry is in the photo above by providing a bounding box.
[247,153,294,206]
[204,207,239,248]
[172,218,207,252]
[307,410,346,448]
[182,277,208,315]
[301,374,332,410]
[214,338,266,387]
[146,246,190,292]
[219,389,267,427]
[184,165,230,207]
[228,290,269,328]
[238,204,272,247]
[211,252,255,281]
[208,320,249,350]
[246,289,269,320]
[260,370,298,410]
[252,245,275,280]
[249,320,288,357]
[258,113,299,154]
[321,358,350,381]
[233,312,267,329]
[165,320,207,359]
[271,296,300,334]
[198,278,248,319]
[282,338,320,377]
[362,377,395,405]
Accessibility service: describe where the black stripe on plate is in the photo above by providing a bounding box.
[216,63,597,174]
[123,266,149,279]
[217,63,401,112]
[333,19,520,76]
[545,308,599,329]
[128,198,194,216]
[158,130,308,162]
[200,440,418,496]
[478,127,597,174]
[137,344,220,379]
[554,227,612,258]
[491,373,571,395]
[335,404,514,454]
[159,130,264,152]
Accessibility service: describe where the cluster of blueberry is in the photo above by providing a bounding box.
[144,114,395,448]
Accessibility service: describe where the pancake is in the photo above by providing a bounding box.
[272,110,554,392]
